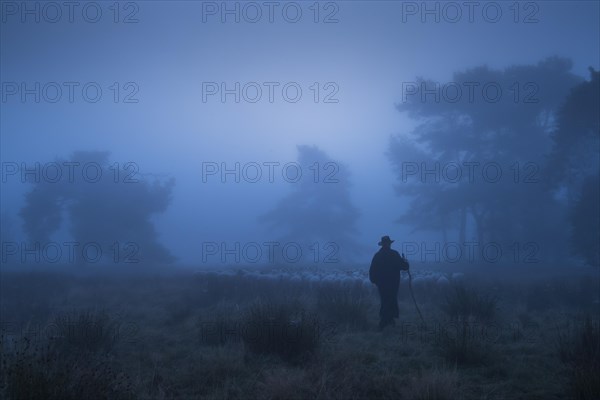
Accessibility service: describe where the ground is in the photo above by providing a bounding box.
[0,263,598,399]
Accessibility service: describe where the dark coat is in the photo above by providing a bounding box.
[369,247,408,291]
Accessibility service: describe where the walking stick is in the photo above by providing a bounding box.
[404,253,426,327]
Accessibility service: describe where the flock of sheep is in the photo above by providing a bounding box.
[193,266,465,291]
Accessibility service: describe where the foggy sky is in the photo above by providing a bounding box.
[1,1,599,264]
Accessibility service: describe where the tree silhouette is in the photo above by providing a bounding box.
[389,57,583,262]
[0,212,16,245]
[259,145,362,263]
[570,174,599,267]
[19,151,176,265]
[548,68,599,266]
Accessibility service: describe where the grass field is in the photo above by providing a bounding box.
[0,263,598,399]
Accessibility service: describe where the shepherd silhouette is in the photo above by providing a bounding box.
[369,235,409,330]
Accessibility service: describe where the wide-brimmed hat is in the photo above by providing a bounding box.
[378,235,394,246]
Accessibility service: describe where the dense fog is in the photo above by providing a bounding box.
[0,2,599,399]
[2,1,598,269]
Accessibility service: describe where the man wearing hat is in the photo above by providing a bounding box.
[369,235,409,330]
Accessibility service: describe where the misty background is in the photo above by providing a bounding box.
[1,1,599,267]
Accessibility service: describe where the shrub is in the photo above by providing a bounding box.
[441,285,497,322]
[436,320,492,366]
[316,281,371,330]
[52,310,121,354]
[404,367,460,400]
[241,302,321,363]
[198,313,239,346]
[556,317,600,399]
[0,336,134,400]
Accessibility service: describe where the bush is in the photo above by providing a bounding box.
[436,321,492,366]
[241,302,321,364]
[0,311,132,399]
[441,285,497,322]
[0,336,134,400]
[404,367,460,400]
[198,313,239,346]
[52,310,121,354]
[556,317,600,399]
[316,281,371,330]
